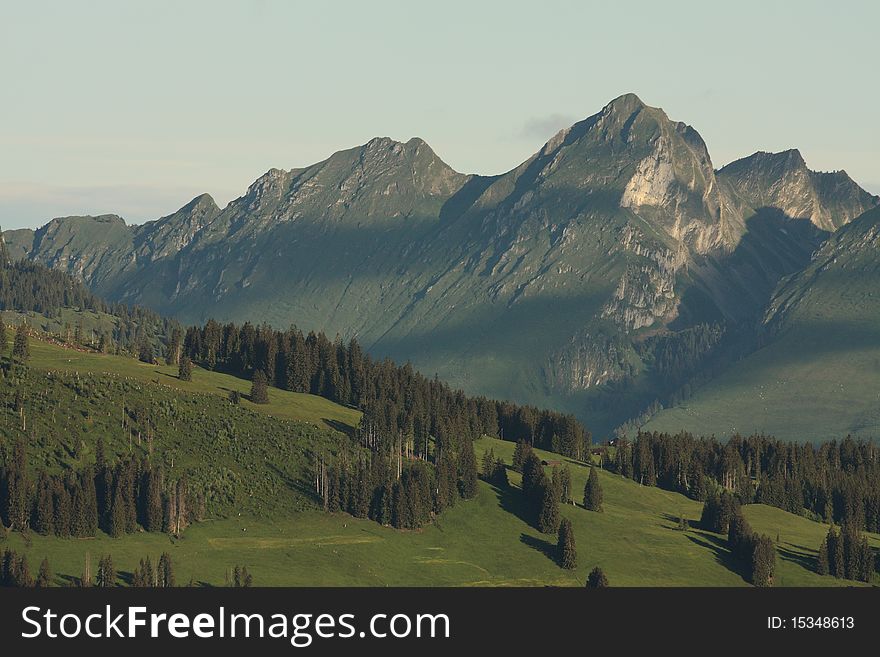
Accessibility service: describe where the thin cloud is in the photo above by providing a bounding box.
[521,113,578,141]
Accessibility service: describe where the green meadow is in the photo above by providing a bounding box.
[4,437,874,587]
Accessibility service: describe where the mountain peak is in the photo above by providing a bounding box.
[603,93,647,113]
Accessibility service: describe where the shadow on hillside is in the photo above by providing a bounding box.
[520,533,557,565]
[322,418,355,437]
[660,512,693,529]
[266,463,320,503]
[778,543,818,573]
[496,479,533,526]
[685,532,749,582]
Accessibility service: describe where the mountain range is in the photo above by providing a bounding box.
[5,94,879,439]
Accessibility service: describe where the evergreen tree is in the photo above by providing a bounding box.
[12,322,29,363]
[537,481,560,534]
[1,548,15,586]
[178,356,193,382]
[96,554,115,588]
[250,369,270,404]
[457,438,478,499]
[751,534,776,587]
[133,557,155,587]
[0,320,6,354]
[832,527,845,578]
[583,466,603,512]
[490,458,509,487]
[158,552,175,588]
[512,440,530,471]
[557,517,577,569]
[36,558,52,588]
[16,555,34,587]
[586,567,609,588]
[817,535,830,576]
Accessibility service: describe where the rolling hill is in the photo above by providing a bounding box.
[3,437,874,587]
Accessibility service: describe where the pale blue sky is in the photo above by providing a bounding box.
[2,0,878,229]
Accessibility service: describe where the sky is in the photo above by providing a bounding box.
[1,0,878,229]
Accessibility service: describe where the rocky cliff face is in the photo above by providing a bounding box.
[5,94,878,434]
[718,149,878,232]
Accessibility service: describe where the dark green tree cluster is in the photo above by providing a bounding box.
[1,548,33,587]
[520,451,559,533]
[480,448,509,487]
[614,431,880,534]
[230,565,253,587]
[0,258,176,357]
[638,322,725,387]
[131,553,175,587]
[726,509,776,587]
[552,465,572,504]
[96,554,115,588]
[0,437,204,539]
[699,491,739,533]
[582,467,603,512]
[326,438,478,530]
[182,321,591,458]
[817,524,874,582]
[586,567,608,588]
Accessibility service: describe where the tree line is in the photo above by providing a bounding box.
[180,320,591,459]
[700,492,776,586]
[0,547,254,587]
[0,436,204,538]
[0,256,177,357]
[614,431,880,534]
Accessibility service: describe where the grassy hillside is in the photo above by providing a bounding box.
[15,330,361,433]
[3,437,874,586]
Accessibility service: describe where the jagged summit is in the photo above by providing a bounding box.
[718,148,878,231]
[4,95,879,437]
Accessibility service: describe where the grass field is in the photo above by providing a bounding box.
[4,437,874,587]
[20,332,361,433]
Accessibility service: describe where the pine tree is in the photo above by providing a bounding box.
[133,556,155,587]
[817,538,830,575]
[145,468,163,532]
[36,558,52,587]
[537,481,560,534]
[832,527,845,578]
[586,567,609,588]
[481,448,495,480]
[583,466,603,512]
[178,357,193,382]
[457,438,478,499]
[96,554,115,588]
[158,552,175,587]
[557,517,577,569]
[0,320,6,355]
[1,549,15,586]
[491,458,509,487]
[12,322,29,363]
[751,534,776,587]
[512,440,530,472]
[250,369,270,404]
[17,555,34,587]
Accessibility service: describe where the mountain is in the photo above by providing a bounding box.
[646,206,880,441]
[5,94,879,437]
